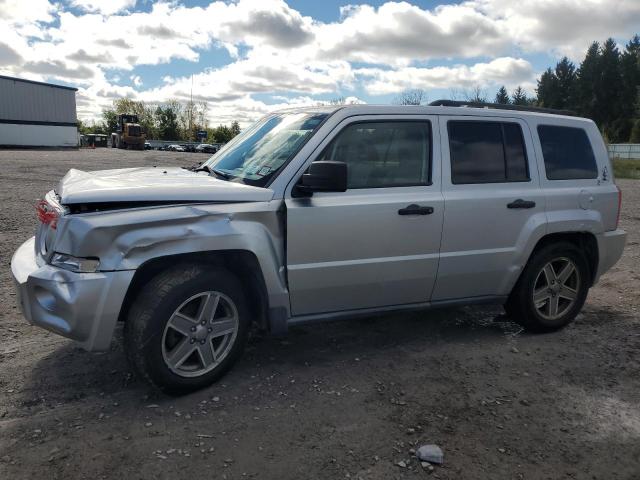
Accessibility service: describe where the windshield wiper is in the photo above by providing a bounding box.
[192,164,211,173]
[190,163,232,180]
[210,168,233,180]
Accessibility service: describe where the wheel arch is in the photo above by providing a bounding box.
[519,231,599,289]
[118,250,270,331]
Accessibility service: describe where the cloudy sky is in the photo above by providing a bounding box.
[1,0,639,126]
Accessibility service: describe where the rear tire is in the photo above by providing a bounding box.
[505,242,590,332]
[124,264,250,394]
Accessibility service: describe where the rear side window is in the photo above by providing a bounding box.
[448,121,529,184]
[537,125,598,180]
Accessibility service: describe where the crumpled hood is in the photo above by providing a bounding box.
[57,167,274,205]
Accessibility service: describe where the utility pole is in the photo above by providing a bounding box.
[189,74,193,139]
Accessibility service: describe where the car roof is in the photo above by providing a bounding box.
[272,104,590,123]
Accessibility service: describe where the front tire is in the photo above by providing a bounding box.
[124,264,250,394]
[505,242,590,332]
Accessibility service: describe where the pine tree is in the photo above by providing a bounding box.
[494,86,510,104]
[598,38,624,140]
[630,119,640,143]
[537,68,560,108]
[555,57,577,109]
[511,86,529,105]
[620,35,640,138]
[575,42,601,121]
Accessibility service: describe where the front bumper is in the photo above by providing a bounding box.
[11,237,135,351]
[594,229,627,283]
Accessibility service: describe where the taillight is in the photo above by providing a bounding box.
[615,185,622,229]
[36,199,59,229]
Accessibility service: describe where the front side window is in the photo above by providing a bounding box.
[316,121,431,189]
[204,112,328,186]
[448,120,530,184]
[537,125,598,180]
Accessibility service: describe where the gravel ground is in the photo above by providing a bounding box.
[0,148,639,480]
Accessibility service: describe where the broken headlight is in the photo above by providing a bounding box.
[50,253,100,273]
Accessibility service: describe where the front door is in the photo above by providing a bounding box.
[285,116,444,316]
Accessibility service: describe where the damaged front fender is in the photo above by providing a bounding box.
[52,200,288,311]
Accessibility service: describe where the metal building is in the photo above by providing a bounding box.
[0,75,78,148]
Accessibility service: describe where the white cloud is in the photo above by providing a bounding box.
[467,0,640,59]
[314,2,509,65]
[71,0,138,16]
[359,57,536,95]
[2,0,638,126]
[0,0,55,24]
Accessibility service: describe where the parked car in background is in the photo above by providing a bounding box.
[196,143,218,154]
[144,141,152,150]
[167,144,185,152]
[11,103,626,394]
[184,144,197,153]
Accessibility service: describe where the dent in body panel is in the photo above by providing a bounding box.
[52,201,288,308]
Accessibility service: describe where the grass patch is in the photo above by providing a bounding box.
[613,158,640,179]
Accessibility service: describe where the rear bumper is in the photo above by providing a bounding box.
[11,237,134,351]
[594,229,627,283]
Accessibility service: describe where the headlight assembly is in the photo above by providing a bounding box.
[50,253,100,273]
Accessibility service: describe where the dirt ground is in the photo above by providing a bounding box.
[0,148,639,480]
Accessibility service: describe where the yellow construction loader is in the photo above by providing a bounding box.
[111,114,145,150]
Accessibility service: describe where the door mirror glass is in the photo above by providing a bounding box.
[300,161,347,192]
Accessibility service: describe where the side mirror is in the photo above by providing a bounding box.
[299,161,347,193]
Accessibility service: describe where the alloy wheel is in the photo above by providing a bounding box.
[161,291,239,378]
[532,257,580,321]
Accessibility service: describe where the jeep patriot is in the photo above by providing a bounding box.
[11,102,626,393]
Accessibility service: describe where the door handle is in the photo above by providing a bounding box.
[398,204,434,215]
[507,199,536,209]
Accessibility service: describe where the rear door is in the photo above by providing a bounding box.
[433,115,546,301]
[285,116,444,316]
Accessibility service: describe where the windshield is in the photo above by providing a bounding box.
[204,112,328,186]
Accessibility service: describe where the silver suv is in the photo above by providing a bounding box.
[11,103,626,393]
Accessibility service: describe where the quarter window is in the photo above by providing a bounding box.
[316,121,431,189]
[448,121,530,184]
[537,125,598,180]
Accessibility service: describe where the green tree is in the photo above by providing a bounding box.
[101,108,118,135]
[598,38,624,140]
[554,57,577,109]
[494,86,510,104]
[536,68,559,108]
[630,119,640,143]
[155,103,180,140]
[77,118,89,134]
[575,42,601,121]
[210,124,233,143]
[208,122,241,144]
[620,35,640,139]
[230,121,241,137]
[511,86,529,105]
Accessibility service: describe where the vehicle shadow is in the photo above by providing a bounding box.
[15,304,513,400]
[17,302,630,404]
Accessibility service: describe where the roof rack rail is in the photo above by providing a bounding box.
[428,99,577,117]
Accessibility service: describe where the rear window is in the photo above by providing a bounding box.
[448,121,529,184]
[537,125,598,180]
